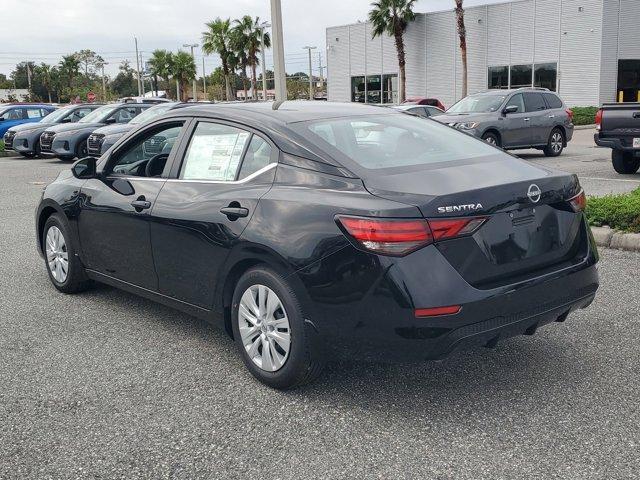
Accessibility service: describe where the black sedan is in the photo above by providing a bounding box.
[35,102,599,389]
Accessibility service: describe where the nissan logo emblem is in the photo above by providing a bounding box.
[527,184,542,203]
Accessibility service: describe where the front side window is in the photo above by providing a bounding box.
[110,123,183,177]
[535,63,557,91]
[510,64,533,89]
[0,108,24,120]
[298,114,499,171]
[181,123,251,181]
[488,66,509,89]
[506,93,525,113]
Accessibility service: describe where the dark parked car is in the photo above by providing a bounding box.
[40,103,151,160]
[392,104,444,118]
[0,103,56,137]
[594,103,640,174]
[36,102,599,389]
[87,102,185,157]
[4,104,101,157]
[435,88,574,156]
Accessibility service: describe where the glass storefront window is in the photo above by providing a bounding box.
[382,74,397,104]
[488,66,509,89]
[366,75,382,104]
[510,64,533,89]
[351,76,365,103]
[534,63,557,91]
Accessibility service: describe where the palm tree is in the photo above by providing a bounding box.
[148,49,174,97]
[368,0,416,103]
[229,33,250,100]
[455,0,468,97]
[202,18,235,101]
[36,63,54,103]
[232,15,271,99]
[171,51,196,101]
[58,54,80,93]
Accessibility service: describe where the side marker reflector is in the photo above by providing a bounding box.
[415,305,461,317]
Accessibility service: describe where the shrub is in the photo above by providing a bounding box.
[0,140,4,152]
[585,188,640,233]
[571,106,599,126]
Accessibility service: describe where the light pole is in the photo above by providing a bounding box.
[258,21,271,101]
[134,36,142,96]
[270,0,286,103]
[202,57,207,100]
[183,43,199,101]
[303,46,317,100]
[139,52,146,96]
[99,62,109,101]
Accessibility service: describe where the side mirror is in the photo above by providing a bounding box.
[0,118,5,122]
[104,117,117,124]
[71,156,97,179]
[503,105,519,115]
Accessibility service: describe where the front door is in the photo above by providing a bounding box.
[500,93,528,147]
[77,120,188,290]
[150,120,277,309]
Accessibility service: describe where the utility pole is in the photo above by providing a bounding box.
[134,36,142,96]
[270,0,287,103]
[99,62,109,101]
[259,21,271,101]
[303,46,317,100]
[139,52,146,96]
[202,57,206,101]
[26,62,32,102]
[318,51,325,95]
[183,43,199,101]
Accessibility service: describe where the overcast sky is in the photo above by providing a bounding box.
[1,0,506,78]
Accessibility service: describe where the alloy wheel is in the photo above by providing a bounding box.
[238,284,291,372]
[551,132,563,153]
[45,226,69,283]
[485,136,497,145]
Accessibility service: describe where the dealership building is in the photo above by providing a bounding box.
[326,0,640,107]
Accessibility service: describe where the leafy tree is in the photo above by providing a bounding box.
[148,49,174,97]
[74,49,104,77]
[369,0,416,102]
[454,0,468,97]
[0,74,12,89]
[171,51,196,101]
[110,60,138,97]
[202,18,235,101]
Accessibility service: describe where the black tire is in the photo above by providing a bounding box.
[42,214,92,294]
[75,141,88,160]
[481,131,501,148]
[543,128,565,157]
[612,149,640,174]
[231,266,325,389]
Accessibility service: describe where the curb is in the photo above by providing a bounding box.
[591,226,640,252]
[574,124,596,130]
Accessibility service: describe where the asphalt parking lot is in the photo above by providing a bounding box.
[1,147,639,479]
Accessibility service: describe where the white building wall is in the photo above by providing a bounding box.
[326,26,350,102]
[510,1,534,65]
[426,11,457,108]
[600,0,620,104]
[618,0,640,59]
[487,3,511,66]
[348,23,366,76]
[404,14,427,98]
[534,0,561,62]
[456,6,488,100]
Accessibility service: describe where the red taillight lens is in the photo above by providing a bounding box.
[595,108,603,131]
[336,215,487,256]
[415,305,461,317]
[566,108,574,123]
[569,190,586,212]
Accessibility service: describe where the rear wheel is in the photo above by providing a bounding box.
[543,128,565,157]
[481,131,501,147]
[612,150,640,174]
[231,266,324,389]
[43,214,92,293]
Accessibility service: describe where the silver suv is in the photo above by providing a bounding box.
[435,88,574,157]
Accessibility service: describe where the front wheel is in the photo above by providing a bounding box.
[231,266,325,389]
[481,131,501,147]
[543,128,565,157]
[612,150,640,174]
[75,141,88,160]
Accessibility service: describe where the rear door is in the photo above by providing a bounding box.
[150,120,277,308]
[77,119,189,289]
[523,92,549,145]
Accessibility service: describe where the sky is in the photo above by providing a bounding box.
[0,0,506,79]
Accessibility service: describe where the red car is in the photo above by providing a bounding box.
[403,97,446,111]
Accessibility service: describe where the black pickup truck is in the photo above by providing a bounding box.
[595,103,640,174]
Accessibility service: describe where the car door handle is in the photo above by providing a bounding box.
[220,206,249,218]
[131,200,152,210]
[548,114,555,118]
[524,118,531,122]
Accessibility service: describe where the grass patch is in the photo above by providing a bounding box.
[571,106,598,126]
[586,188,640,233]
[0,140,4,152]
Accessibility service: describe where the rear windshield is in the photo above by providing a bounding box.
[294,114,499,170]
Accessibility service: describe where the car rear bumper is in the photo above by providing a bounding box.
[296,229,599,363]
[594,133,640,152]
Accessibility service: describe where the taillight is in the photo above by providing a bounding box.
[568,190,586,212]
[336,215,487,256]
[566,109,574,123]
[595,108,603,131]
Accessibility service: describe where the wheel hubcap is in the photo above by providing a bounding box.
[551,133,563,153]
[238,284,291,372]
[45,226,68,283]
[486,137,496,145]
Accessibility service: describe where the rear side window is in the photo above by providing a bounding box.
[300,113,499,171]
[524,93,547,112]
[181,122,251,181]
[543,93,563,109]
